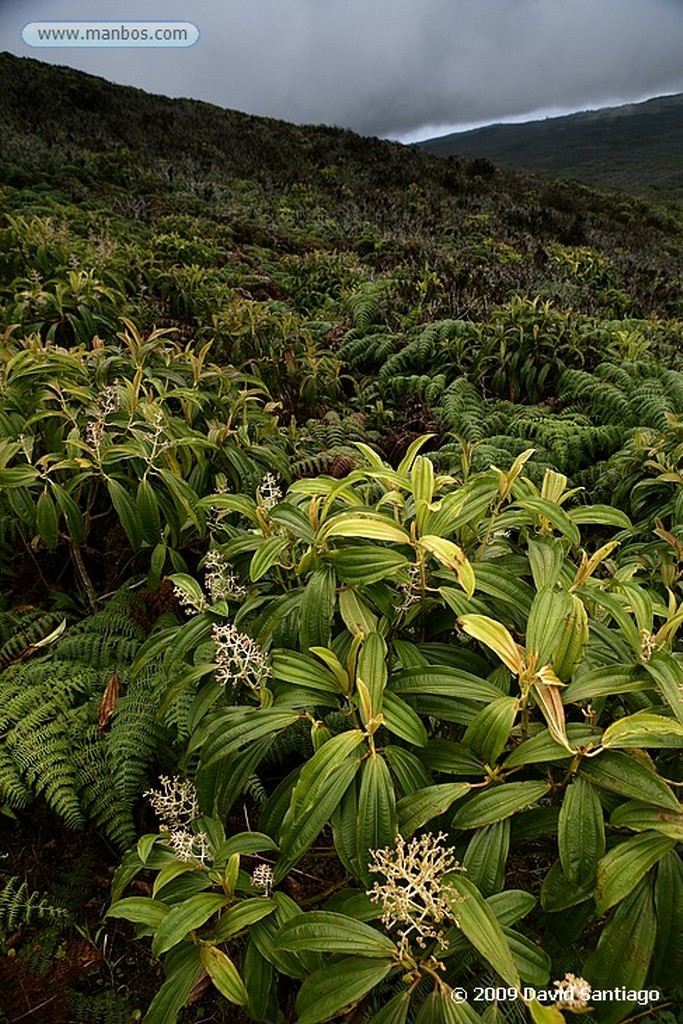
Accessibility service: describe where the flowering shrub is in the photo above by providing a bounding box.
[108,444,683,1023]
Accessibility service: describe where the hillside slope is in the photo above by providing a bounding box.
[420,93,683,200]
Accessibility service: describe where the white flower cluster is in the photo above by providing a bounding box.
[212,622,270,691]
[84,382,120,454]
[257,473,283,510]
[204,550,248,603]
[395,563,423,616]
[367,832,465,956]
[553,973,592,1010]
[144,775,209,865]
[640,630,659,663]
[251,863,274,897]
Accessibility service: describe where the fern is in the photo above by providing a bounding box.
[0,875,68,934]
[68,990,135,1024]
[0,586,177,847]
[290,412,377,479]
[347,285,384,333]
[0,609,65,666]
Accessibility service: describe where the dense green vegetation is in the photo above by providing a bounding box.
[0,52,682,1024]
[420,93,683,202]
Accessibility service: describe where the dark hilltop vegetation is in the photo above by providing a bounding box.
[420,93,683,201]
[0,51,682,1024]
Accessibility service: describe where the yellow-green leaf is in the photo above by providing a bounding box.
[459,615,525,675]
[200,944,248,1004]
[601,712,683,749]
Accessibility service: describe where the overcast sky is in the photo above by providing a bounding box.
[1,0,682,141]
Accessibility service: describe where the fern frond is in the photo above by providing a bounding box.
[0,875,69,934]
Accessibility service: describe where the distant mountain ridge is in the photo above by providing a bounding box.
[419,94,683,201]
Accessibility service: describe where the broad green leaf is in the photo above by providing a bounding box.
[152,862,195,898]
[200,710,300,768]
[358,632,388,716]
[595,831,675,914]
[470,566,534,619]
[463,821,510,896]
[36,487,59,549]
[136,477,161,545]
[411,453,435,506]
[357,754,397,878]
[391,666,501,703]
[583,877,656,1024]
[339,587,378,636]
[397,434,434,475]
[250,536,290,581]
[271,650,342,694]
[525,588,571,663]
[198,493,257,519]
[327,546,409,584]
[200,944,248,1004]
[331,777,361,877]
[107,477,144,549]
[552,593,588,682]
[299,565,336,651]
[168,572,205,611]
[419,738,484,776]
[610,800,683,841]
[504,724,599,767]
[52,481,85,543]
[249,892,318,979]
[601,711,683,749]
[107,897,170,929]
[517,497,580,546]
[653,852,683,989]
[568,504,631,528]
[540,860,593,912]
[644,651,683,724]
[563,665,653,703]
[459,615,524,675]
[527,537,564,591]
[381,690,428,746]
[285,730,365,824]
[137,833,159,863]
[243,940,275,1022]
[294,956,394,1024]
[210,898,276,940]
[442,874,519,987]
[384,745,434,794]
[504,926,551,986]
[462,696,518,764]
[417,990,482,1024]
[452,782,549,829]
[309,646,350,690]
[577,586,641,656]
[276,757,362,882]
[275,911,397,957]
[0,465,39,487]
[397,783,471,835]
[558,777,605,886]
[322,515,411,545]
[143,943,203,1024]
[367,991,410,1024]
[151,893,228,956]
[578,750,679,810]
[487,889,536,926]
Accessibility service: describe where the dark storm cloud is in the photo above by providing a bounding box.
[2,0,682,138]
